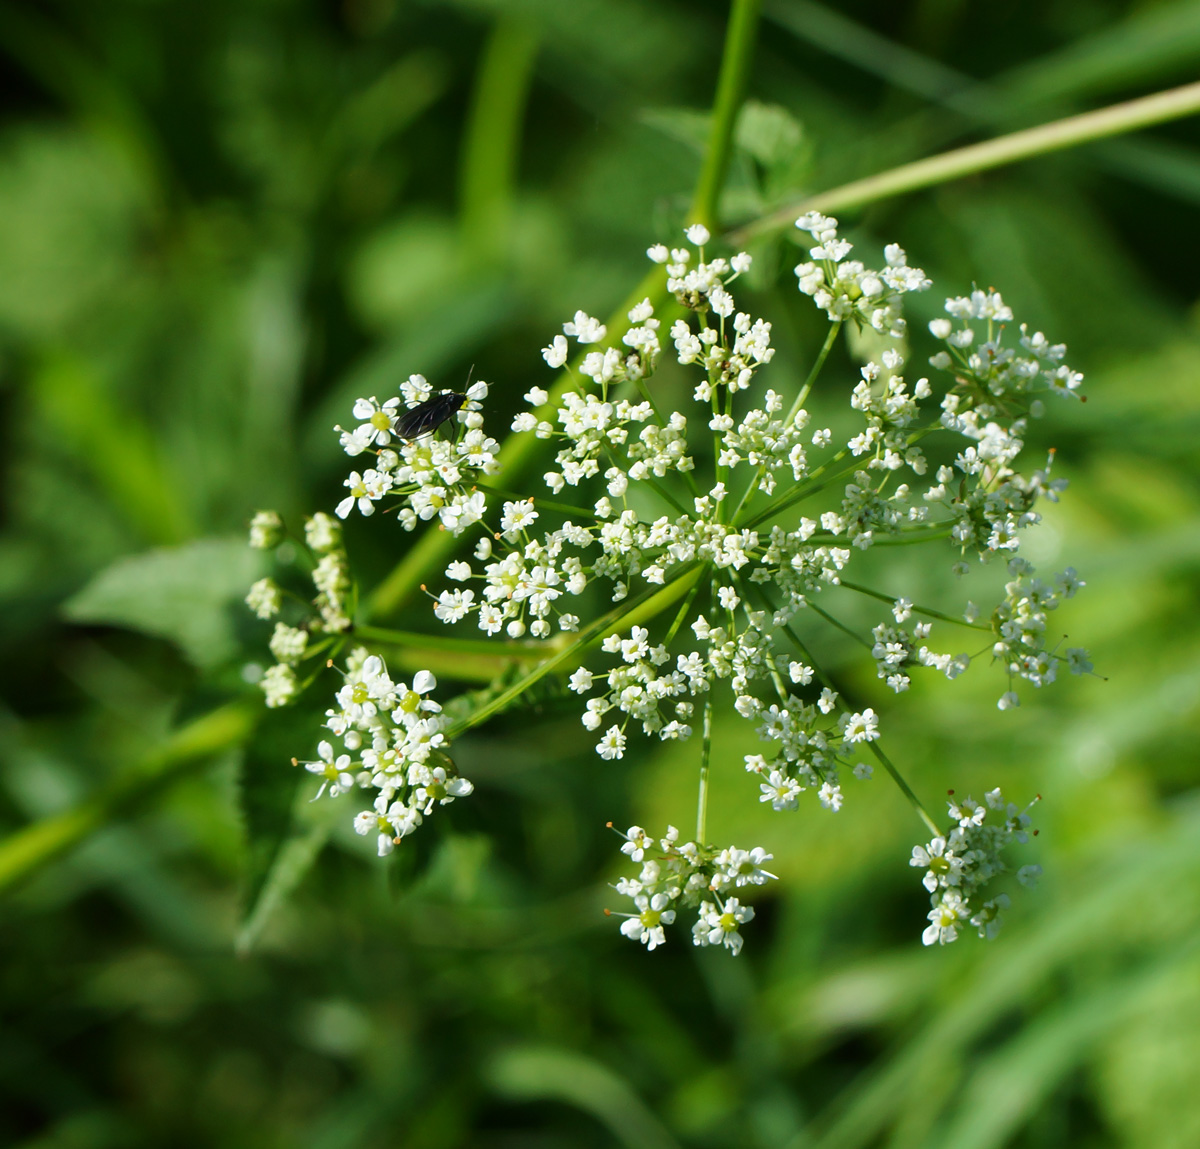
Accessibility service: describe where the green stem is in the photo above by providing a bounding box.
[740,450,856,529]
[759,600,941,838]
[868,526,954,546]
[663,577,704,647]
[0,700,259,894]
[731,319,841,527]
[696,698,714,844]
[806,600,873,650]
[867,742,942,839]
[352,624,557,658]
[731,79,1200,243]
[447,565,704,737]
[688,0,763,229]
[785,319,841,428]
[836,579,991,631]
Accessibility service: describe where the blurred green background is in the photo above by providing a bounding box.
[2,1,1200,1146]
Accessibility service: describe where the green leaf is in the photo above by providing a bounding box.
[62,537,263,670]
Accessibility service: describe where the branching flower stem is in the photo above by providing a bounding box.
[730,568,941,837]
[731,319,842,525]
[446,563,705,738]
[785,319,842,428]
[836,579,992,632]
[806,600,874,651]
[769,601,941,838]
[352,624,556,658]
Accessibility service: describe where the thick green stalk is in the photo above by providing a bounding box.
[731,79,1200,243]
[689,0,763,229]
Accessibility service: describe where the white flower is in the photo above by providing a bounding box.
[542,335,569,368]
[1017,864,1043,887]
[842,709,879,743]
[818,782,843,811]
[597,726,627,760]
[500,499,538,534]
[568,668,594,694]
[714,846,776,888]
[923,891,968,946]
[693,898,754,955]
[563,310,607,344]
[619,892,675,950]
[434,588,475,623]
[336,468,394,519]
[684,223,711,246]
[759,769,802,810]
[1065,647,1093,675]
[620,826,654,862]
[350,395,402,445]
[306,740,355,799]
[910,836,963,892]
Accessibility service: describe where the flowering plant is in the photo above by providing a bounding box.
[246,212,1090,954]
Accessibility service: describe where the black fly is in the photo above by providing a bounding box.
[394,392,468,440]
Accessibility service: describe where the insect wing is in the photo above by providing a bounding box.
[394,392,466,439]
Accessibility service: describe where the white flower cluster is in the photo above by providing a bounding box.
[993,557,1090,704]
[244,511,353,708]
[334,375,495,535]
[794,211,932,336]
[610,824,776,954]
[928,290,1083,399]
[311,651,473,856]
[911,787,1042,945]
[274,217,1096,953]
